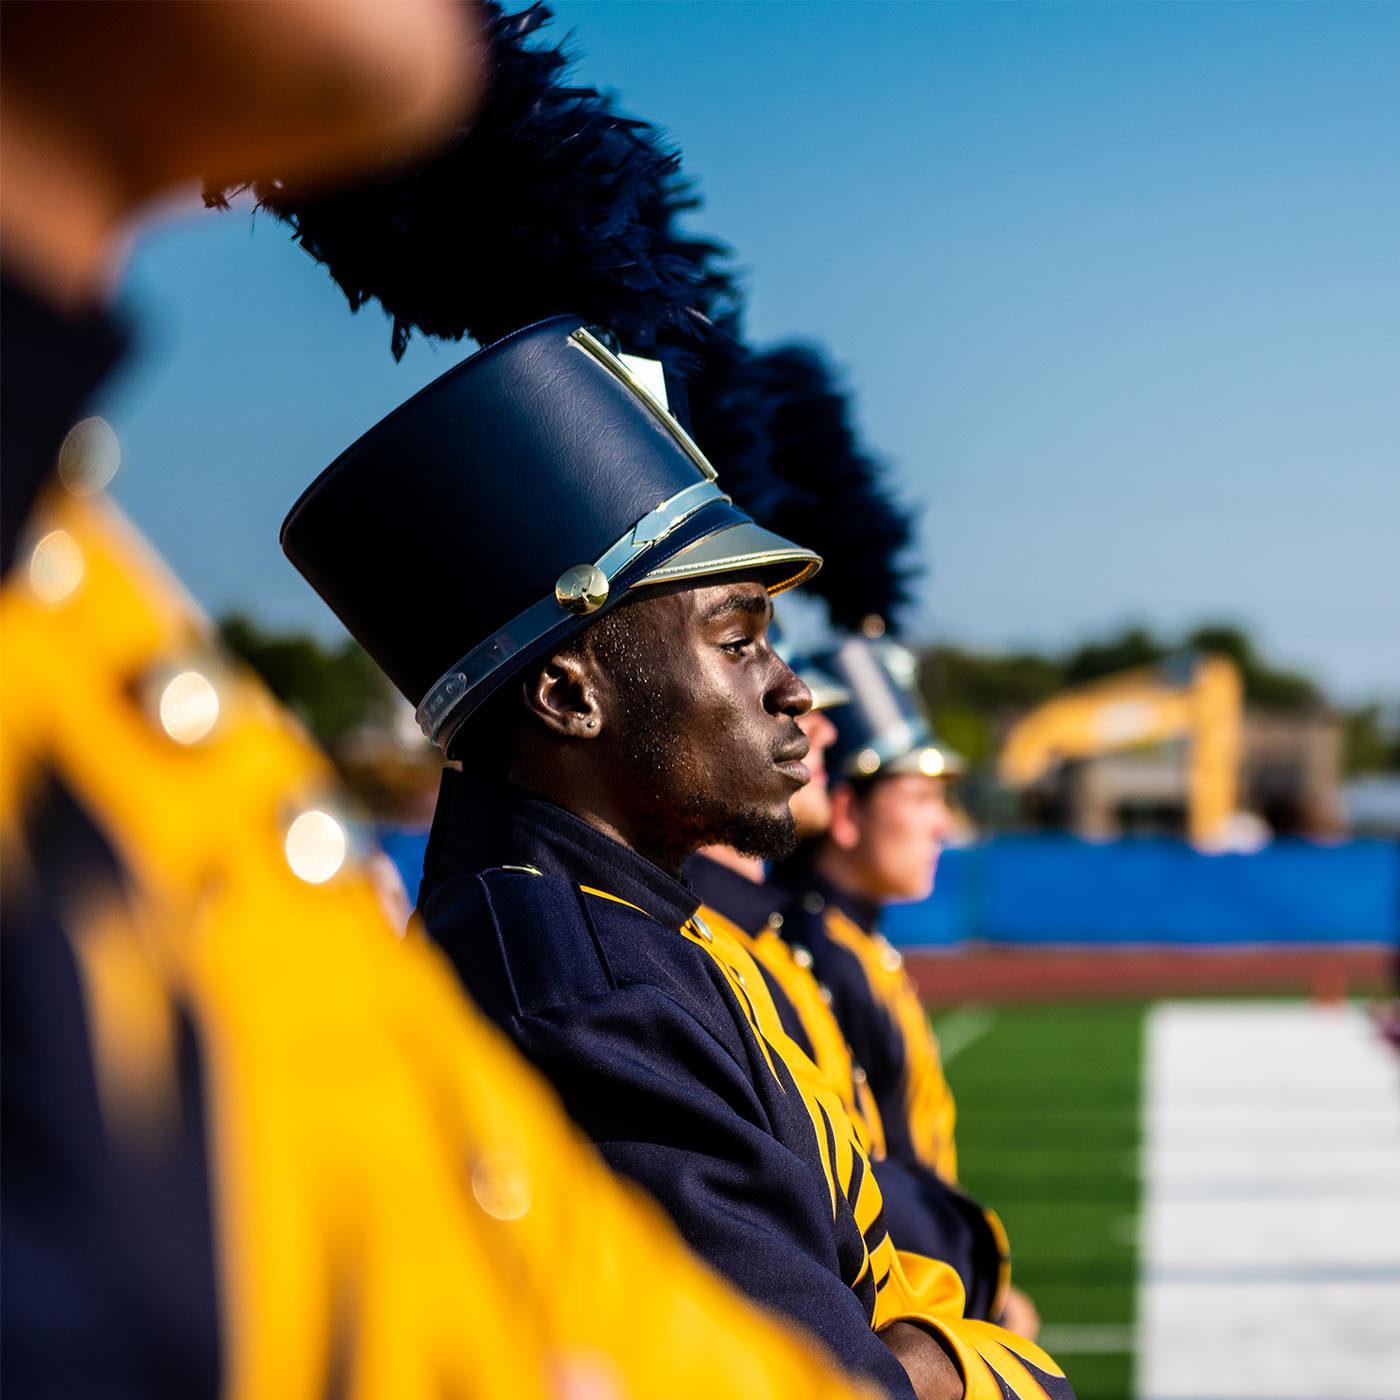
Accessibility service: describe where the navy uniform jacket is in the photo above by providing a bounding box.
[0,273,220,1399]
[420,776,1073,1400]
[778,874,958,1173]
[688,855,1007,1321]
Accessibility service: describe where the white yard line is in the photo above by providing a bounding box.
[933,1006,994,1067]
[1136,1001,1400,1400]
[1040,1324,1137,1355]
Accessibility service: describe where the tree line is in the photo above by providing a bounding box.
[219,613,1398,777]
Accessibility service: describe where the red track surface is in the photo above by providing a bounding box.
[907,945,1396,1005]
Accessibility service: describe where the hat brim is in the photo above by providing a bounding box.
[631,519,820,597]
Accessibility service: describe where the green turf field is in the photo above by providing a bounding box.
[938,1002,1148,1400]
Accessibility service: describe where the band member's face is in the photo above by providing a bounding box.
[829,774,955,901]
[789,708,838,839]
[588,578,813,863]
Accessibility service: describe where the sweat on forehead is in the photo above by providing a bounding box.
[698,584,772,626]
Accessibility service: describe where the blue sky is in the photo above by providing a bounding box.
[102,1,1399,701]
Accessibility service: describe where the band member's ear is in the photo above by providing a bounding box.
[826,782,863,850]
[522,651,605,740]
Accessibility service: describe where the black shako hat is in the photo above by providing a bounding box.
[816,635,967,783]
[282,316,820,755]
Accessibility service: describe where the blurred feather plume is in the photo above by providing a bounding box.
[206,3,736,366]
[752,346,918,632]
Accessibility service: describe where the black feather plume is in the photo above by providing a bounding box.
[206,3,737,364]
[684,318,795,524]
[754,346,918,632]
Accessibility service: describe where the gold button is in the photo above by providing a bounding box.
[792,945,814,970]
[765,912,784,931]
[157,669,221,745]
[285,809,348,884]
[819,984,834,1005]
[29,529,84,605]
[880,941,904,972]
[471,1151,531,1221]
[555,563,609,614]
[803,892,826,915]
[57,416,120,496]
[853,1066,868,1085]
[855,748,881,775]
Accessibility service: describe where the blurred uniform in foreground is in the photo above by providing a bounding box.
[280,318,1073,1400]
[0,6,888,1397]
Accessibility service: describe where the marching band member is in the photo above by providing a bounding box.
[281,317,1072,1400]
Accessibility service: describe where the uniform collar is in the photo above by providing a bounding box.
[771,862,881,936]
[424,770,700,930]
[809,872,882,935]
[685,852,786,936]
